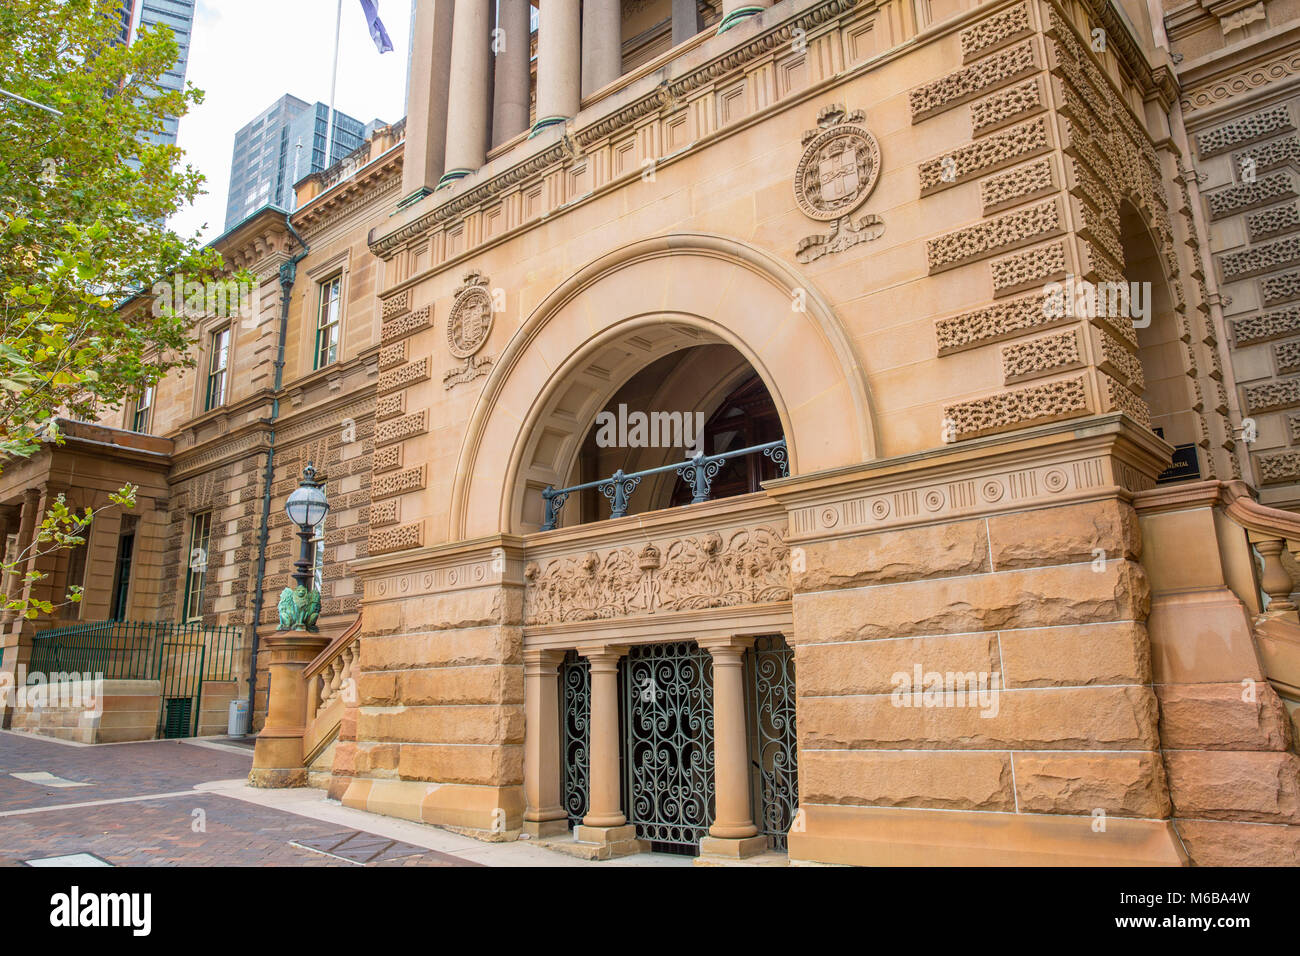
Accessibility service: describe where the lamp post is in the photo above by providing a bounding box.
[277,463,330,632]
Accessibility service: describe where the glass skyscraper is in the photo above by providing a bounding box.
[224,95,374,230]
[119,0,196,147]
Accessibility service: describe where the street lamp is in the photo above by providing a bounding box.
[277,463,329,631]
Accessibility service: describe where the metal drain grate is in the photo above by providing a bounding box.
[25,853,112,867]
[290,830,427,865]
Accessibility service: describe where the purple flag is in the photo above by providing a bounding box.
[358,0,394,54]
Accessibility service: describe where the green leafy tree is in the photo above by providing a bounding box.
[0,0,227,462]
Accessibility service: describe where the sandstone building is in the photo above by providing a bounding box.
[5,0,1300,866]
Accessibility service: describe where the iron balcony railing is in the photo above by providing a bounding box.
[27,620,241,684]
[540,438,788,531]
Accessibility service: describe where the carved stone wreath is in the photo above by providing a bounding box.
[447,270,493,358]
[793,107,881,222]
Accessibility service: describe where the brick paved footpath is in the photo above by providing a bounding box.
[0,731,470,867]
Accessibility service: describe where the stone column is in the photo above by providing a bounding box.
[523,648,569,836]
[249,630,330,787]
[672,0,701,46]
[401,0,455,206]
[717,0,770,34]
[574,644,640,857]
[532,0,581,137]
[491,0,532,146]
[700,637,767,857]
[438,0,493,190]
[581,0,622,98]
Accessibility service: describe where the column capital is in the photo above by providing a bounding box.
[698,635,757,658]
[576,643,629,666]
[523,647,567,673]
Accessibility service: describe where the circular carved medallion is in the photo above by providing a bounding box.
[793,124,881,222]
[447,284,493,359]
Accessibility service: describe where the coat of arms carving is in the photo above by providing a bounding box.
[793,105,885,263]
[444,270,495,388]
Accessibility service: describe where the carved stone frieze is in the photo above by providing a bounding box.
[523,527,791,626]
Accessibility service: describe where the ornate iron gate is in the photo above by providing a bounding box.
[559,651,591,827]
[747,635,798,850]
[621,641,716,853]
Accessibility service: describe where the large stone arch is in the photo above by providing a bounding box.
[449,233,877,538]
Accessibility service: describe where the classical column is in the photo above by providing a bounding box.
[717,0,771,34]
[700,637,768,857]
[401,0,455,206]
[573,644,640,857]
[523,648,569,836]
[581,0,622,98]
[531,0,581,137]
[438,0,493,190]
[491,0,531,147]
[672,0,701,46]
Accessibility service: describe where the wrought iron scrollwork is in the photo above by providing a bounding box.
[749,635,798,850]
[560,651,591,826]
[622,641,716,849]
[598,469,642,519]
[763,442,789,478]
[677,452,725,504]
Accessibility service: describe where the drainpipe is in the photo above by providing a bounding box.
[245,215,309,730]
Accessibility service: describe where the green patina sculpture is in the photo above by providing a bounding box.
[276,585,321,632]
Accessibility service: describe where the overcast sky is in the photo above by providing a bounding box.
[169,0,415,242]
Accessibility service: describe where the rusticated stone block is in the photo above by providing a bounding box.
[987,499,1140,569]
[359,624,522,671]
[360,665,525,706]
[1165,750,1300,824]
[793,560,1150,644]
[971,77,1044,135]
[909,38,1037,122]
[999,622,1152,687]
[795,519,989,592]
[1196,103,1294,158]
[796,633,1000,697]
[353,742,400,774]
[798,684,1161,750]
[926,198,1062,273]
[1156,682,1293,751]
[1174,819,1300,866]
[396,742,523,787]
[1013,753,1171,818]
[801,750,1015,811]
[942,374,1089,440]
[358,704,524,746]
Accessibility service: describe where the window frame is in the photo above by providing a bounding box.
[204,326,230,411]
[314,273,343,370]
[131,383,154,433]
[182,511,212,622]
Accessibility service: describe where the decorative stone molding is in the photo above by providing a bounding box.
[1001,327,1082,384]
[909,39,1038,123]
[1274,340,1300,375]
[981,156,1056,214]
[1101,374,1152,428]
[1182,49,1300,113]
[942,374,1089,440]
[1233,137,1300,180]
[371,464,426,501]
[380,304,431,345]
[374,409,428,446]
[971,77,1044,135]
[364,551,503,600]
[1261,269,1300,306]
[523,526,791,626]
[1244,377,1300,414]
[443,354,493,389]
[1206,171,1295,220]
[1232,306,1300,345]
[378,357,430,395]
[368,521,424,556]
[926,198,1062,273]
[380,288,411,319]
[796,214,884,263]
[1247,202,1300,241]
[1219,234,1300,282]
[959,2,1032,63]
[370,498,400,528]
[373,444,402,474]
[990,240,1067,296]
[1196,104,1295,159]
[1257,449,1300,484]
[377,340,408,370]
[376,393,405,421]
[1095,327,1145,392]
[935,290,1062,354]
[920,116,1050,195]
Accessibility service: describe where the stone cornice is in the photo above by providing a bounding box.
[170,420,272,480]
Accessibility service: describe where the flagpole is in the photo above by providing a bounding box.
[324,0,343,169]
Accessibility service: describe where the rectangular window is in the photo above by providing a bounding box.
[109,524,136,622]
[315,275,342,369]
[132,383,154,433]
[205,327,229,410]
[182,511,211,621]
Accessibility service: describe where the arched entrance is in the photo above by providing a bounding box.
[448,233,877,539]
